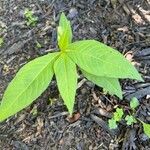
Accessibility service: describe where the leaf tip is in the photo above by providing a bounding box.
[136,74,144,82]
[132,71,144,82]
[118,94,123,100]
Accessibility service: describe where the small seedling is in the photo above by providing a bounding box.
[109,97,150,138]
[30,105,38,116]
[36,41,42,48]
[108,108,124,129]
[24,8,38,26]
[125,115,137,125]
[0,13,142,122]
[108,118,118,129]
[0,37,4,47]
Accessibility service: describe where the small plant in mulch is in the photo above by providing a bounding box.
[24,8,38,27]
[108,97,150,138]
[0,37,4,47]
[0,13,143,122]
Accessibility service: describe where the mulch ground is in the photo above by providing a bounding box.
[0,0,150,149]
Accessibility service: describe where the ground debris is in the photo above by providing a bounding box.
[134,48,150,57]
[122,128,137,150]
[1,38,31,55]
[125,86,150,101]
[90,114,119,136]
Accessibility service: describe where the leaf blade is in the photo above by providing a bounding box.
[130,97,139,110]
[67,40,143,80]
[125,115,137,125]
[108,118,118,129]
[142,122,150,138]
[57,12,72,50]
[54,53,77,114]
[114,108,124,122]
[0,53,59,122]
[82,70,122,99]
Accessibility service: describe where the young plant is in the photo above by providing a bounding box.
[0,37,4,47]
[0,13,142,122]
[125,97,139,125]
[108,108,124,129]
[24,8,38,26]
[35,41,42,49]
[109,97,150,138]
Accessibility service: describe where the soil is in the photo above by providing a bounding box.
[0,0,150,149]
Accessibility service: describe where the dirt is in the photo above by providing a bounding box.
[0,0,150,149]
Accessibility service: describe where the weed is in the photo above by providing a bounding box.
[108,97,150,138]
[24,8,38,26]
[0,13,142,122]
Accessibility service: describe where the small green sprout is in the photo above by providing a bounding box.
[108,108,124,129]
[0,37,4,47]
[114,108,124,122]
[130,97,139,110]
[36,41,42,48]
[109,97,150,138]
[24,8,38,26]
[108,118,117,129]
[125,115,137,125]
[30,105,38,116]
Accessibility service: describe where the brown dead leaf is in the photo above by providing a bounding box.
[66,112,81,123]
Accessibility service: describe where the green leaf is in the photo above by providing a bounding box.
[54,53,77,115]
[130,97,139,110]
[58,12,72,51]
[24,8,38,27]
[82,70,122,99]
[114,108,124,122]
[66,40,143,80]
[0,53,59,122]
[141,122,150,138]
[125,115,137,125]
[108,118,118,129]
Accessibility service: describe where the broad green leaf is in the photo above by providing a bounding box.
[141,122,150,138]
[108,118,117,129]
[125,115,137,125]
[57,12,72,51]
[130,97,139,110]
[66,40,143,80]
[54,53,77,114]
[0,53,59,122]
[82,70,122,99]
[114,108,124,122]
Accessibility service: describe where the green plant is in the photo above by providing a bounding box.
[0,13,142,122]
[36,41,42,48]
[124,97,139,125]
[109,97,150,138]
[140,120,150,138]
[24,8,38,26]
[108,108,124,129]
[0,37,4,47]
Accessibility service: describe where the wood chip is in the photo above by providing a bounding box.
[125,86,150,101]
[90,114,119,136]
